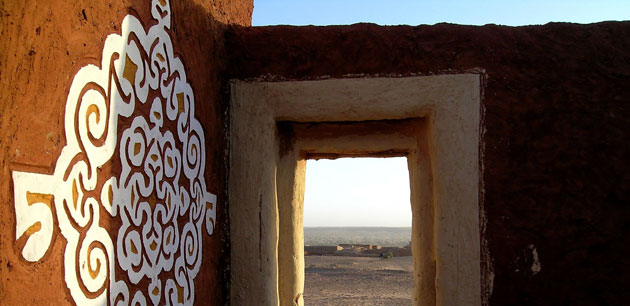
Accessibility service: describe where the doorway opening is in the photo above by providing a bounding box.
[303,157,413,305]
[229,75,481,306]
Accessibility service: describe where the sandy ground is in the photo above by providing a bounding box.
[304,256,413,306]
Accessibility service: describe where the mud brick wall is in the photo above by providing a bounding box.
[226,22,630,305]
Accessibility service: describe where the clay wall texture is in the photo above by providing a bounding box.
[2,1,629,304]
[226,22,630,305]
[0,0,251,304]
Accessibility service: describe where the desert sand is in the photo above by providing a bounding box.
[304,256,413,305]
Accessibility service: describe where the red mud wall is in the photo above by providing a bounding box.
[227,22,630,305]
[0,0,251,305]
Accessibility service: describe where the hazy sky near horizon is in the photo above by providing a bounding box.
[253,0,628,26]
[252,1,627,227]
[304,158,411,227]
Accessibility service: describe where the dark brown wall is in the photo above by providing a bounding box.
[0,0,251,304]
[226,22,630,305]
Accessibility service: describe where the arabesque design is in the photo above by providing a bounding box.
[11,0,216,305]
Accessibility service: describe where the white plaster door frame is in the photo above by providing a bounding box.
[229,75,482,306]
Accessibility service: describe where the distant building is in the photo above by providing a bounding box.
[339,243,380,250]
[304,243,410,257]
[304,245,343,255]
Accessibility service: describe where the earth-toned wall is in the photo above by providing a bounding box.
[3,3,629,304]
[0,0,251,304]
[226,22,630,305]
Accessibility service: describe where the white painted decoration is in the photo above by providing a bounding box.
[12,0,216,305]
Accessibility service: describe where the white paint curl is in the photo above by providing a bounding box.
[12,1,216,305]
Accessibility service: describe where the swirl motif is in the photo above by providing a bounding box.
[11,1,216,305]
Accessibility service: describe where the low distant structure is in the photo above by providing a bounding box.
[305,242,410,257]
[304,245,343,255]
[339,243,382,250]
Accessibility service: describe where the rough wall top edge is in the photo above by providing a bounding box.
[228,68,487,83]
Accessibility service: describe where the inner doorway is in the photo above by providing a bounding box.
[303,157,413,305]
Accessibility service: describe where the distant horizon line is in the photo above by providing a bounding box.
[304,226,411,228]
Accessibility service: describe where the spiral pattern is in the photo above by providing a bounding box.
[11,1,217,305]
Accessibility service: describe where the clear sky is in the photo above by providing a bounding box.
[304,158,411,227]
[253,0,629,26]
[253,1,628,227]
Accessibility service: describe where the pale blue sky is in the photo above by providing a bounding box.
[254,1,628,227]
[304,158,411,227]
[253,0,629,26]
